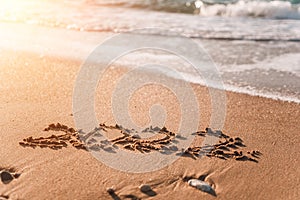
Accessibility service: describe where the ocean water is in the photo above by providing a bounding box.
[0,0,299,102]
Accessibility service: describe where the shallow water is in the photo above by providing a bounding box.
[0,0,299,103]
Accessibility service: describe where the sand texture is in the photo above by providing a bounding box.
[0,49,299,200]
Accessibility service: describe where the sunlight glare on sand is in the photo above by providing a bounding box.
[0,0,37,22]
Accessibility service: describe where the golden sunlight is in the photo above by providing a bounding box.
[0,0,36,21]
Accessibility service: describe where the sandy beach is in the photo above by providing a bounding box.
[0,39,299,200]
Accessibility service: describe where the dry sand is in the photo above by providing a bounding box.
[0,48,300,200]
[0,48,300,199]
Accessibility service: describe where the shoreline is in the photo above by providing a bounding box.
[0,22,299,105]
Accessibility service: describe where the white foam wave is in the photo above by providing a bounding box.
[198,0,300,19]
[180,71,300,104]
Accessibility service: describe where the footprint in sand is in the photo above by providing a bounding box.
[107,184,157,200]
[139,184,157,197]
[107,188,121,200]
[0,195,9,200]
[0,168,20,184]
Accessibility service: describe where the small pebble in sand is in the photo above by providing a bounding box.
[0,171,14,184]
[188,179,216,196]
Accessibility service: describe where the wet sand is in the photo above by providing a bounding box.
[0,48,299,200]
